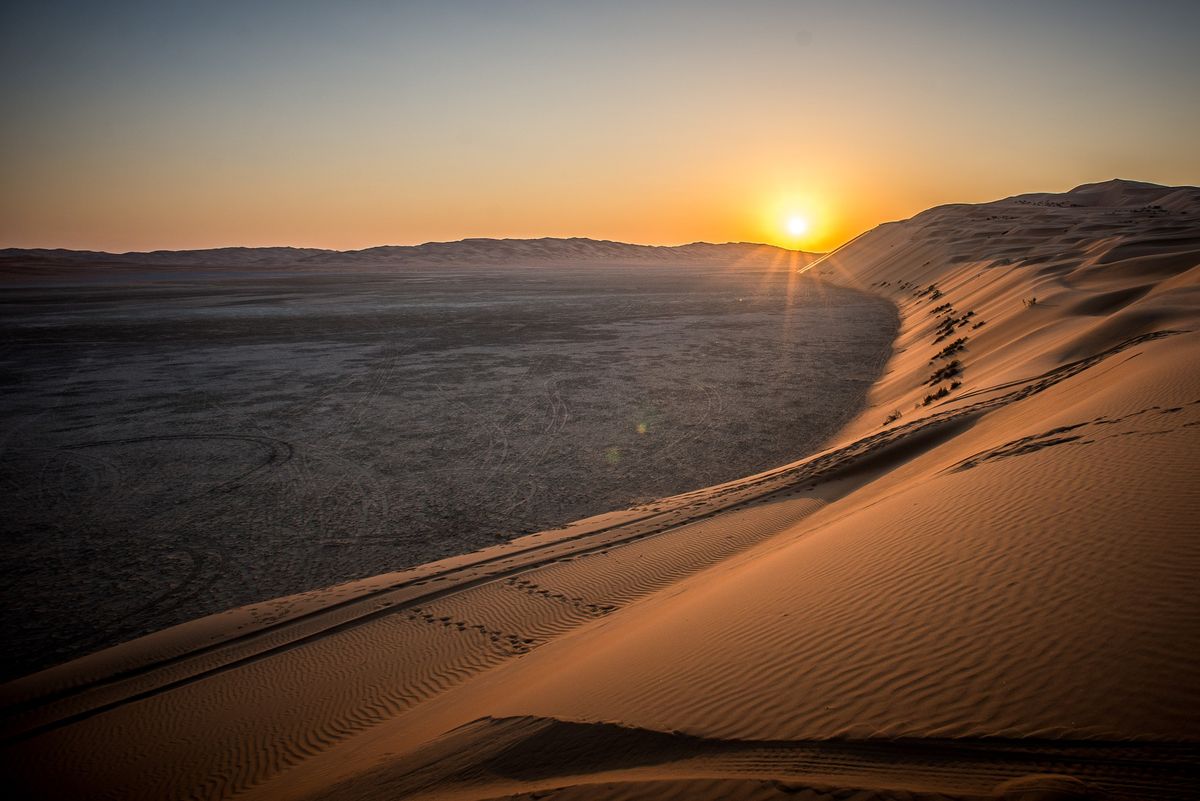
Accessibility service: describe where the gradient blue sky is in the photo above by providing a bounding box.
[2,0,1197,251]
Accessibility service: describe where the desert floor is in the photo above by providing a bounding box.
[0,265,895,679]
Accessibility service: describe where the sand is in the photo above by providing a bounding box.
[2,179,1198,800]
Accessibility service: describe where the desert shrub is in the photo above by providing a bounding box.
[922,385,951,406]
[930,338,967,362]
[927,360,962,385]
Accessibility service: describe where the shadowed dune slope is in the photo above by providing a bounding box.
[3,179,1199,801]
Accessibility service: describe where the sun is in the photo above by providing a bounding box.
[762,196,828,249]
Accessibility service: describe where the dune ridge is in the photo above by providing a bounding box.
[0,238,814,277]
[3,179,1199,800]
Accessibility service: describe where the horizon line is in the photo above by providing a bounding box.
[0,236,822,258]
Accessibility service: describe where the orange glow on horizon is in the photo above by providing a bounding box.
[755,190,839,252]
[2,4,1197,254]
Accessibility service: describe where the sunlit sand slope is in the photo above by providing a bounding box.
[3,179,1198,801]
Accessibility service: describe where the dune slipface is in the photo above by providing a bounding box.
[3,180,1199,801]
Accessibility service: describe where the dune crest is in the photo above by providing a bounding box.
[3,180,1198,801]
[0,238,815,277]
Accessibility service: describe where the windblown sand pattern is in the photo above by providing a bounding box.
[3,180,1199,800]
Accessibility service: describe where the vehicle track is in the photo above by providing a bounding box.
[61,433,294,499]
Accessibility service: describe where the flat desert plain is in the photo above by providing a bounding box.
[0,255,895,680]
[3,180,1199,801]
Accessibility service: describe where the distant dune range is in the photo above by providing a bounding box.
[3,180,1199,800]
[0,238,797,277]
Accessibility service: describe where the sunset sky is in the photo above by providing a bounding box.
[2,1,1198,253]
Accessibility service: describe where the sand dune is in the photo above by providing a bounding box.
[3,179,1199,800]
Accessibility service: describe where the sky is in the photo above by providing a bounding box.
[2,0,1198,253]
